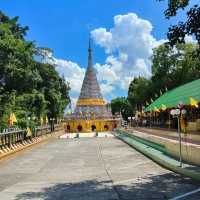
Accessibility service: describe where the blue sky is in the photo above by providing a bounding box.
[1,0,171,64]
[0,0,196,105]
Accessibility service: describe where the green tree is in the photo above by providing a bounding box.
[158,0,200,46]
[111,97,133,120]
[0,91,16,129]
[0,11,70,129]
[127,42,200,111]
[36,62,70,120]
[128,77,151,110]
[151,43,200,91]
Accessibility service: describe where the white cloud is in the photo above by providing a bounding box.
[45,12,170,106]
[43,53,85,108]
[135,58,151,77]
[53,59,85,97]
[90,28,113,53]
[95,62,119,84]
[70,97,78,110]
[42,13,198,108]
[184,35,197,44]
[91,13,165,92]
[100,83,114,96]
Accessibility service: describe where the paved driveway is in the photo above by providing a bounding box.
[0,137,199,200]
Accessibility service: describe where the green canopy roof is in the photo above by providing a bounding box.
[145,79,200,112]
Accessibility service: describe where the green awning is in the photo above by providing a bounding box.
[144,79,200,112]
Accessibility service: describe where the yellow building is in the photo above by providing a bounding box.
[64,40,119,132]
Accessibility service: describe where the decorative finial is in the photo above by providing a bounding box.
[88,35,92,52]
[87,35,93,69]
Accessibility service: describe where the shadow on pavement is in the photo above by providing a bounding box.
[14,173,200,200]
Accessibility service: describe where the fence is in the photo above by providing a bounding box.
[0,124,62,150]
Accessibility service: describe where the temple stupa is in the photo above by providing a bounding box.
[64,39,118,132]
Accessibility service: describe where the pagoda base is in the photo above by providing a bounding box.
[63,119,119,133]
[60,131,114,138]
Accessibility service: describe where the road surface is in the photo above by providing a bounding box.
[0,137,199,200]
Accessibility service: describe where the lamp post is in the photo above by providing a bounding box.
[120,107,125,127]
[170,108,186,167]
[32,116,36,137]
[128,116,132,127]
[50,117,55,132]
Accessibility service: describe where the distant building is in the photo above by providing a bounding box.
[64,39,119,132]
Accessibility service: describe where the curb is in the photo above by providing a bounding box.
[116,130,200,182]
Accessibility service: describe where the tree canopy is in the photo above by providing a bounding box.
[127,42,200,110]
[0,11,70,130]
[128,77,151,110]
[111,97,133,120]
[158,0,200,46]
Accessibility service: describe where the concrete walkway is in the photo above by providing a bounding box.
[0,137,199,199]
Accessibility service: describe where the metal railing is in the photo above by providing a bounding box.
[0,124,62,150]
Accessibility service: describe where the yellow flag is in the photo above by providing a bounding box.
[154,106,160,113]
[137,111,141,115]
[11,113,17,123]
[40,117,44,125]
[8,114,13,127]
[161,104,167,111]
[45,116,48,124]
[190,97,198,108]
[26,127,32,137]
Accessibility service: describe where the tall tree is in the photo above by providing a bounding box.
[111,97,133,120]
[0,11,70,129]
[151,43,200,91]
[127,42,200,111]
[128,77,151,110]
